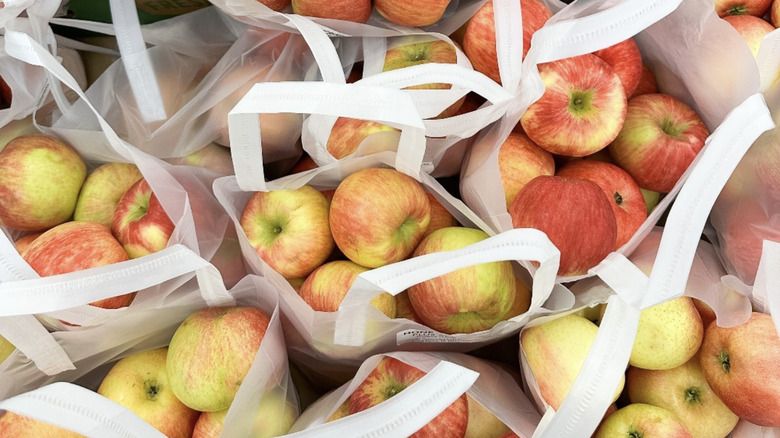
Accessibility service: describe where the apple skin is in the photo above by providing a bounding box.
[329,168,431,268]
[608,93,710,193]
[498,131,556,210]
[712,201,778,284]
[631,64,659,98]
[556,160,647,249]
[462,0,552,84]
[192,387,297,438]
[714,0,773,16]
[22,221,136,310]
[394,290,424,323]
[520,313,625,411]
[326,400,351,423]
[239,185,334,279]
[0,411,85,438]
[165,143,234,176]
[407,227,516,334]
[592,38,644,98]
[291,0,372,23]
[595,403,693,438]
[111,178,175,259]
[325,118,400,160]
[723,14,775,57]
[627,354,740,438]
[13,232,42,258]
[348,356,469,438]
[422,193,458,238]
[771,0,779,27]
[0,134,86,231]
[374,0,451,27]
[641,188,661,215]
[298,260,397,318]
[97,347,200,438]
[699,312,780,427]
[520,54,627,157]
[464,394,511,438]
[509,175,618,277]
[167,306,271,413]
[0,334,14,364]
[257,0,290,11]
[73,162,143,228]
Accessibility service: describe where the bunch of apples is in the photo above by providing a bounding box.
[256,0,454,27]
[239,166,531,335]
[716,0,780,58]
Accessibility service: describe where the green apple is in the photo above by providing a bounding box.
[520,313,625,410]
[595,403,693,438]
[0,335,14,364]
[627,354,739,438]
[464,394,511,438]
[73,162,143,228]
[167,306,272,412]
[98,347,199,438]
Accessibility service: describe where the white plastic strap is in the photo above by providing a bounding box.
[0,382,167,438]
[0,245,233,317]
[525,0,681,66]
[228,81,427,191]
[281,361,479,438]
[286,14,346,84]
[109,0,167,122]
[493,0,524,92]
[753,240,780,336]
[0,232,39,281]
[334,228,560,347]
[589,253,647,308]
[643,93,775,309]
[361,36,388,78]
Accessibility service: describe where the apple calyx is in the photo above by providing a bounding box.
[718,350,731,373]
[614,192,624,206]
[628,428,644,438]
[684,386,702,404]
[145,379,161,401]
[569,91,594,114]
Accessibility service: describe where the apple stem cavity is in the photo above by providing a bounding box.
[684,386,702,404]
[718,350,731,373]
[382,381,407,399]
[660,118,685,139]
[568,91,593,114]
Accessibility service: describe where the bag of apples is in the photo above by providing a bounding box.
[285,351,541,437]
[214,79,576,383]
[0,274,302,438]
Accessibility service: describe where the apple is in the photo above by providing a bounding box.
[592,38,644,98]
[699,312,780,426]
[591,404,619,438]
[394,290,424,323]
[772,0,779,27]
[326,400,351,422]
[23,221,136,310]
[192,386,297,438]
[167,306,271,412]
[291,0,372,23]
[641,188,661,215]
[0,116,41,153]
[714,0,773,16]
[73,162,143,228]
[97,347,199,438]
[0,134,86,231]
[497,131,556,210]
[0,75,11,109]
[692,298,717,329]
[111,178,175,259]
[298,260,397,318]
[329,167,431,268]
[502,275,532,320]
[325,118,400,160]
[627,354,740,438]
[464,394,511,438]
[348,356,469,437]
[723,14,775,57]
[289,154,318,174]
[0,334,14,364]
[164,143,234,176]
[608,93,710,193]
[257,0,290,11]
[373,0,450,27]
[422,193,458,238]
[595,403,693,438]
[239,185,334,279]
[520,313,625,411]
[509,175,618,277]
[520,54,627,157]
[407,227,516,334]
[712,202,777,284]
[556,160,647,249]
[462,0,552,83]
[0,411,84,438]
[631,64,659,98]
[13,232,42,258]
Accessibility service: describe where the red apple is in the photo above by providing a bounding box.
[608,93,710,193]
[0,412,84,437]
[291,0,372,23]
[298,260,397,318]
[699,312,780,426]
[631,64,659,98]
[422,193,458,238]
[13,232,42,258]
[73,162,143,228]
[22,221,136,309]
[289,154,318,174]
[520,54,627,157]
[592,38,644,98]
[714,0,773,16]
[374,0,451,27]
[0,134,86,231]
[713,201,775,284]
[325,118,400,160]
[462,0,552,84]
[329,167,431,268]
[772,0,779,27]
[723,14,775,57]
[509,175,618,277]
[98,347,200,438]
[408,226,517,334]
[348,356,469,437]
[239,185,334,279]
[167,306,271,413]
[257,0,290,11]
[112,178,176,259]
[498,131,556,209]
[556,160,647,249]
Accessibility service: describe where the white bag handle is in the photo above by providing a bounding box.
[493,0,525,92]
[752,240,780,337]
[228,81,427,192]
[642,93,775,309]
[285,14,347,84]
[282,360,479,438]
[334,228,561,347]
[0,382,167,438]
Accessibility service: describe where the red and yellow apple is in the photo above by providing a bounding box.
[723,14,775,57]
[73,162,143,228]
[291,0,372,23]
[592,38,644,98]
[497,131,555,210]
[595,403,693,438]
[325,118,400,160]
[112,178,176,259]
[373,0,451,27]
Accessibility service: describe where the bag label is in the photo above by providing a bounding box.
[397,329,459,344]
